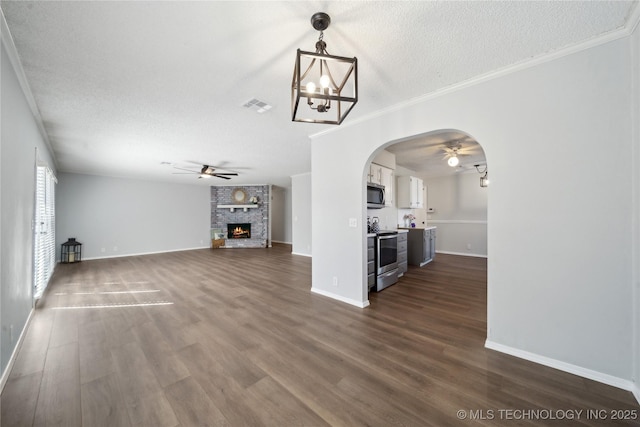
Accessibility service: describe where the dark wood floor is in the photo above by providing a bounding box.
[2,245,639,426]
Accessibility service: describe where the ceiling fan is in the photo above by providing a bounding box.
[173,164,239,180]
[440,140,474,167]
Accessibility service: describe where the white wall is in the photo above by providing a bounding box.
[311,36,636,388]
[423,172,488,257]
[631,17,640,401]
[291,173,311,256]
[1,39,56,377]
[56,173,210,259]
[271,185,292,244]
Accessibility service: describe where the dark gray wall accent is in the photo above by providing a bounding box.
[211,185,269,248]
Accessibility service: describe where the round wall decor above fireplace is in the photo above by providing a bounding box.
[231,188,247,204]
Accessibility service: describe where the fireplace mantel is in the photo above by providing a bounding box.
[216,204,259,212]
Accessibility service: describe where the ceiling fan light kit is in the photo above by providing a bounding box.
[172,164,239,180]
[447,156,459,167]
[291,12,358,125]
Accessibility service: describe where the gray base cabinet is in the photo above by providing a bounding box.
[397,231,408,276]
[407,227,436,267]
[367,236,375,291]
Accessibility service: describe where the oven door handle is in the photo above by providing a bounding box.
[378,234,397,240]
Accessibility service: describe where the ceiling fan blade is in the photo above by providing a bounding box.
[213,173,238,176]
[214,175,232,180]
[173,166,198,173]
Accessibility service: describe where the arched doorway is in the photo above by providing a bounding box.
[364,129,489,332]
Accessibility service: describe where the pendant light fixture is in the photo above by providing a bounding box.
[291,12,358,125]
[475,164,489,187]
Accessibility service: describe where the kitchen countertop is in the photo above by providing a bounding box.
[398,226,437,230]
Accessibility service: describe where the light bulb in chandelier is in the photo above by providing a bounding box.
[305,82,316,93]
[448,156,459,167]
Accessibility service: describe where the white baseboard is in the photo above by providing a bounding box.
[485,339,638,403]
[437,250,487,258]
[271,240,292,245]
[0,308,34,393]
[292,251,312,258]
[310,287,369,308]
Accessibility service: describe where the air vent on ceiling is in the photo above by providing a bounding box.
[243,98,273,114]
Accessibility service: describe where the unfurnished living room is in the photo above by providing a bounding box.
[1,1,640,426]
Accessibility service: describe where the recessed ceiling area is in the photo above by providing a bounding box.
[387,131,486,179]
[1,1,636,186]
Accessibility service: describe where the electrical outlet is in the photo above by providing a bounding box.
[113,246,118,252]
[348,218,357,228]
[101,247,106,253]
[467,243,472,250]
[332,276,338,287]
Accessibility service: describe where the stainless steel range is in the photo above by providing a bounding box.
[375,231,399,291]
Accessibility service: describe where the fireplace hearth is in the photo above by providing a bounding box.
[227,223,251,239]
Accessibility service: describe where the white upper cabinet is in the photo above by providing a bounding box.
[397,176,423,209]
[369,163,394,206]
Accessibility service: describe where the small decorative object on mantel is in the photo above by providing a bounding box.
[61,238,82,263]
[249,196,258,204]
[231,188,247,204]
[403,213,415,228]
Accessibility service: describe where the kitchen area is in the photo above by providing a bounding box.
[366,149,437,293]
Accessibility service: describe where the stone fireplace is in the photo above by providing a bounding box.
[211,185,270,248]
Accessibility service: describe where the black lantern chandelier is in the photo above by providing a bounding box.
[291,12,358,125]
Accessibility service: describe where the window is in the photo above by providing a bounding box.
[34,165,56,299]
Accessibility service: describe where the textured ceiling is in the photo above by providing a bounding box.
[1,1,637,186]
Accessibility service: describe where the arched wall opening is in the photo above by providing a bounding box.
[309,34,634,389]
[364,129,489,319]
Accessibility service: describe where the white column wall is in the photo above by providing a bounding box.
[630,17,640,400]
[311,37,634,383]
[291,173,312,257]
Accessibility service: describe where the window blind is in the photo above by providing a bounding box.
[34,166,56,299]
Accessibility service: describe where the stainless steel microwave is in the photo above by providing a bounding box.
[367,183,385,208]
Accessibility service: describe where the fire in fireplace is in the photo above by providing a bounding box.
[227,223,251,239]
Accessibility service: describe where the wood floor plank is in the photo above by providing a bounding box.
[177,343,266,426]
[80,373,131,427]
[164,376,230,426]
[124,392,179,427]
[1,371,42,427]
[243,376,331,426]
[2,246,638,426]
[7,308,54,380]
[131,321,191,388]
[32,342,82,427]
[110,341,163,407]
[78,319,115,385]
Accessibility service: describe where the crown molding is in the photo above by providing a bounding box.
[312,2,640,140]
[1,8,57,169]
[627,1,640,35]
